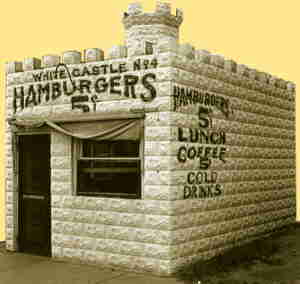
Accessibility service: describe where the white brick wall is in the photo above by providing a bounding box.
[49,124,175,274]
[168,72,295,269]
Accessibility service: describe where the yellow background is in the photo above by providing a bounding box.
[0,0,299,241]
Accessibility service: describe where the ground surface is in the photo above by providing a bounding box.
[176,223,300,284]
[0,246,181,284]
[0,223,299,284]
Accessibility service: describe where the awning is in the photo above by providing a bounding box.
[47,119,141,140]
[8,112,144,141]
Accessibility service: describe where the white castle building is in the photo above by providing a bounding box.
[5,2,296,275]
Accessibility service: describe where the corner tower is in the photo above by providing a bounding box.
[123,1,183,56]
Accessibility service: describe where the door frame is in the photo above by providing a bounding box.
[16,131,51,256]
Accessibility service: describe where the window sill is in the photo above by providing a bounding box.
[77,192,141,199]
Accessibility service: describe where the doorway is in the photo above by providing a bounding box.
[18,134,51,256]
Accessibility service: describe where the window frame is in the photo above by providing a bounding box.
[72,121,144,199]
[145,41,154,55]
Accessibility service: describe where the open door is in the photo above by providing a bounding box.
[18,134,51,256]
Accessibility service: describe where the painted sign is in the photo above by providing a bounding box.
[12,58,158,113]
[173,85,232,199]
[173,85,233,117]
[183,171,222,199]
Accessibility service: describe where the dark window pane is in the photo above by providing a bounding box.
[82,140,111,157]
[82,140,92,157]
[82,140,139,158]
[19,135,50,195]
[77,159,140,198]
[93,141,111,157]
[111,141,139,157]
[145,42,153,55]
[78,139,141,198]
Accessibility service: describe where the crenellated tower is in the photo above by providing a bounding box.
[123,2,183,57]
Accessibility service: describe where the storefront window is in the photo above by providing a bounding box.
[75,140,141,198]
[145,41,154,55]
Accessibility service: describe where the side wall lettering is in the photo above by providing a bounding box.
[173,85,232,199]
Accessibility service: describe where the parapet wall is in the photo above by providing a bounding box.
[5,45,295,135]
[6,43,295,92]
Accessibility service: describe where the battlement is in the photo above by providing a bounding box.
[5,2,295,94]
[123,2,183,30]
[6,44,295,94]
[192,49,295,92]
[5,47,121,72]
